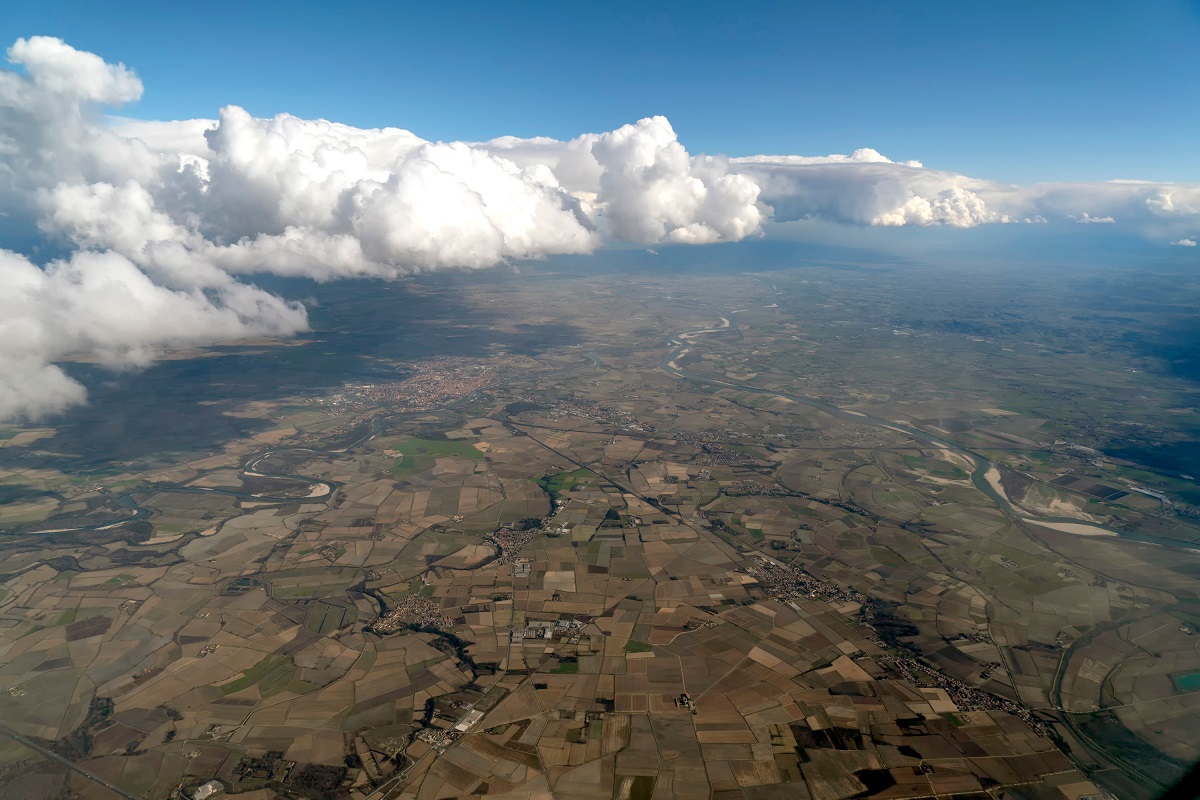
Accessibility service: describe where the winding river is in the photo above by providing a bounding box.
[24,417,389,537]
[660,316,1197,552]
[24,328,1193,553]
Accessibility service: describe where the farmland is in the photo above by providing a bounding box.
[0,259,1196,799]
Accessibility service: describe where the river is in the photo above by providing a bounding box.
[660,318,1196,552]
[21,417,390,537]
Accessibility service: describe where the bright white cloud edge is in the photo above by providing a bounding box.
[1,36,1198,421]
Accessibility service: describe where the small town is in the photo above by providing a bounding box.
[369,594,453,633]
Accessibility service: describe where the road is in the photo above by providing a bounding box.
[659,313,1175,798]
[659,322,1196,551]
[0,721,144,800]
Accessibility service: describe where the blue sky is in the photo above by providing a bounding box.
[1,5,1197,420]
[5,0,1199,184]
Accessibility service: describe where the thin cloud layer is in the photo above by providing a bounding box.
[1,36,1197,420]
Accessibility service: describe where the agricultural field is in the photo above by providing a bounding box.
[0,261,1196,799]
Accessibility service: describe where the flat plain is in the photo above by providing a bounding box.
[0,257,1197,800]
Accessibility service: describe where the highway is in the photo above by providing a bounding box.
[0,721,144,800]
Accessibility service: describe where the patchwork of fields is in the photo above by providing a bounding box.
[0,262,1196,800]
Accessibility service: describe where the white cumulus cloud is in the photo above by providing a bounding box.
[1171,238,1197,247]
[733,156,1006,228]
[0,248,306,420]
[730,154,1200,237]
[0,37,765,419]
[3,36,1200,420]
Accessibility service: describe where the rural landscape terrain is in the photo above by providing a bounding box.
[0,255,1197,800]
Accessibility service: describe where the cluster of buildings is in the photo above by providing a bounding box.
[878,654,1050,735]
[487,513,571,572]
[540,396,629,425]
[684,618,718,632]
[746,559,1049,735]
[334,356,520,414]
[673,692,697,713]
[744,556,870,607]
[746,559,1050,735]
[371,594,452,633]
[231,750,294,784]
[510,618,585,643]
[315,542,343,562]
[698,442,761,466]
[731,480,792,496]
[506,392,656,432]
[488,526,541,565]
[285,356,527,447]
[415,726,461,749]
[188,780,225,800]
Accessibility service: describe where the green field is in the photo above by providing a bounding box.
[901,454,967,479]
[1171,670,1200,692]
[220,654,317,698]
[536,469,593,502]
[384,437,483,477]
[266,567,361,599]
[624,640,653,653]
[304,599,357,635]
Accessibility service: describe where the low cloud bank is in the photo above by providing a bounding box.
[1,37,1196,419]
[735,154,1200,236]
[0,37,761,419]
[0,248,306,419]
